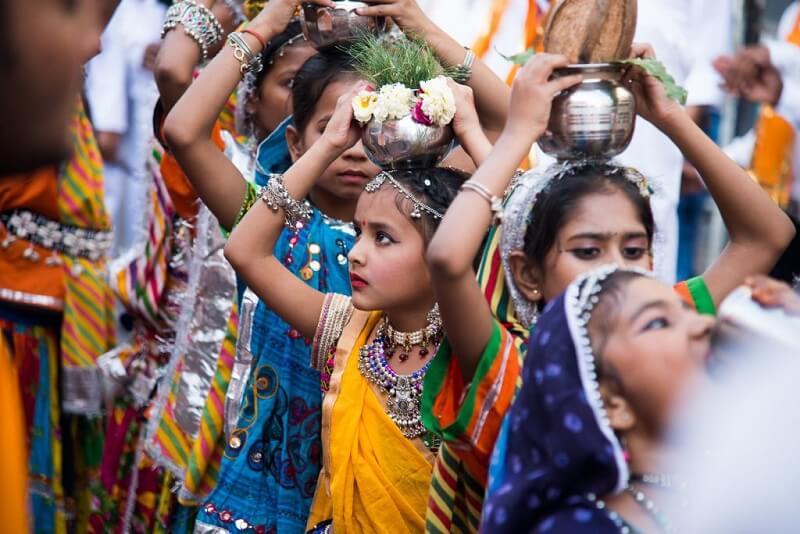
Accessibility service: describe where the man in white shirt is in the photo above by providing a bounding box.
[718,1,800,213]
[86,0,168,255]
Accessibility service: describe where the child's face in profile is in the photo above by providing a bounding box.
[348,185,435,315]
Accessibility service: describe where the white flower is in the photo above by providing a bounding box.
[352,90,378,124]
[420,76,456,126]
[373,83,416,123]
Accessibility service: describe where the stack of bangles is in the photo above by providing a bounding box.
[260,175,313,230]
[162,0,225,62]
[227,28,266,74]
[460,180,504,225]
[460,169,526,226]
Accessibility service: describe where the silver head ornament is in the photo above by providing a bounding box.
[365,171,443,220]
[499,161,657,329]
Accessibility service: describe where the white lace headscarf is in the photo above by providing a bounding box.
[499,160,661,328]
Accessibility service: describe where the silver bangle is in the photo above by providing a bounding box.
[161,0,225,63]
[460,180,503,225]
[227,32,264,74]
[452,48,476,83]
[260,176,313,230]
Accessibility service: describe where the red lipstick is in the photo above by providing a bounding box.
[350,273,368,289]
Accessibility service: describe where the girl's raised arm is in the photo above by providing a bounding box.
[164,0,333,231]
[426,56,580,381]
[224,90,362,339]
[154,0,238,113]
[627,44,796,308]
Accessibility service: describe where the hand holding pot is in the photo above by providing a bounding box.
[321,88,366,155]
[356,0,433,37]
[251,0,334,37]
[623,43,683,127]
[504,54,581,144]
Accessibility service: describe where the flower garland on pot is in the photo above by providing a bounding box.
[348,33,458,128]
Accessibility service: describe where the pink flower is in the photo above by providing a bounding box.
[411,99,433,126]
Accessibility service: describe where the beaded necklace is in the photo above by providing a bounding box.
[358,332,441,451]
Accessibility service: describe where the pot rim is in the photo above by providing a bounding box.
[303,0,369,9]
[557,63,626,72]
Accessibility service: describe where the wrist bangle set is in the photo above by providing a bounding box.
[452,48,476,84]
[162,0,225,62]
[460,180,504,225]
[227,31,264,74]
[260,175,313,230]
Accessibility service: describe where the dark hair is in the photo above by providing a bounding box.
[252,20,306,89]
[291,49,358,134]
[389,167,470,242]
[586,269,648,390]
[522,163,655,270]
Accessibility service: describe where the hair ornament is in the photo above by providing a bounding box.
[498,161,657,329]
[365,171,443,220]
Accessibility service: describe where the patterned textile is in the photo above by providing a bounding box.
[0,318,65,533]
[58,101,117,415]
[144,205,237,480]
[93,142,194,533]
[0,100,115,533]
[111,145,176,329]
[306,309,437,533]
[422,220,716,532]
[0,332,29,534]
[195,180,355,533]
[481,288,629,533]
[178,303,239,503]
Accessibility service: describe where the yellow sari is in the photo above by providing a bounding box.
[308,310,436,533]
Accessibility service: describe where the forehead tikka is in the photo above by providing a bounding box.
[365,171,443,220]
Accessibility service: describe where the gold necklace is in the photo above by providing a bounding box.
[377,305,443,361]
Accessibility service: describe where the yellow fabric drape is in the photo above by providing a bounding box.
[0,335,30,533]
[749,10,800,208]
[308,311,436,533]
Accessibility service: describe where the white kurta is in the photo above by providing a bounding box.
[617,0,735,284]
[86,0,167,256]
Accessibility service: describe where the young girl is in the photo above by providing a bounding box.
[165,0,512,530]
[222,46,545,527]
[483,265,715,532]
[421,45,796,531]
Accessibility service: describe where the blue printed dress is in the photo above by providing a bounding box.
[195,119,354,533]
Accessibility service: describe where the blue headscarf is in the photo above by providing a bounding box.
[255,116,295,186]
[482,266,632,533]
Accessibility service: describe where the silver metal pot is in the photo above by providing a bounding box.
[538,63,636,160]
[300,1,386,50]
[362,115,455,170]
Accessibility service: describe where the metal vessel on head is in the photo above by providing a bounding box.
[538,63,636,160]
[300,1,387,49]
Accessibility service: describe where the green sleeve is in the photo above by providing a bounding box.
[221,182,260,237]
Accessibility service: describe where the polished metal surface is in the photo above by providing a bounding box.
[300,1,386,49]
[538,63,636,160]
[362,114,455,169]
